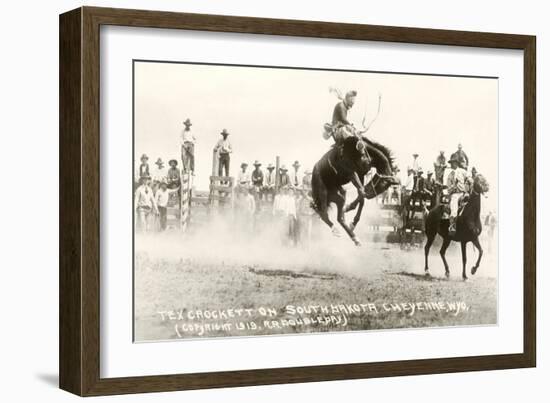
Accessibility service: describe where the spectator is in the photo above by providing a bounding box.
[434,150,446,185]
[273,186,297,246]
[291,160,303,189]
[152,157,167,183]
[154,182,179,231]
[411,153,420,174]
[138,154,150,180]
[134,177,158,232]
[263,163,276,201]
[214,129,232,177]
[166,159,181,189]
[279,165,290,188]
[180,118,196,175]
[237,162,251,190]
[251,160,264,200]
[403,167,415,220]
[425,170,436,206]
[297,189,314,246]
[450,143,469,170]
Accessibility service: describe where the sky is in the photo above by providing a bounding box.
[134,61,498,211]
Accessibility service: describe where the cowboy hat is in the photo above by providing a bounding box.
[240,162,248,168]
[345,90,357,98]
[168,159,178,166]
[266,163,275,170]
[427,170,433,175]
[183,118,192,126]
[280,165,288,171]
[412,153,419,158]
[292,160,301,168]
[155,157,164,165]
[140,154,149,161]
[220,129,230,136]
[253,160,262,166]
[304,169,312,175]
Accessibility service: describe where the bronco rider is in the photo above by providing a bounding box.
[324,90,358,145]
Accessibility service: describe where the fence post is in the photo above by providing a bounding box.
[275,155,280,192]
[212,149,218,177]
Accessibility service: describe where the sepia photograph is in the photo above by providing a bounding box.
[132,60,498,342]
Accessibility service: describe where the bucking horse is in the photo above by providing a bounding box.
[424,173,490,280]
[311,136,397,245]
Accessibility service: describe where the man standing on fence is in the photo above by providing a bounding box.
[434,150,447,185]
[180,118,195,175]
[214,129,232,177]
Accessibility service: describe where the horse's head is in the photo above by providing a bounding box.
[473,173,490,194]
[361,139,399,198]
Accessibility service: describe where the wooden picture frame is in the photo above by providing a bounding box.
[59,6,536,396]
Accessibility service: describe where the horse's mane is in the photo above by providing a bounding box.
[362,137,395,171]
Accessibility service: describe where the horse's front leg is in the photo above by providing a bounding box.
[344,173,365,214]
[350,197,365,231]
[351,172,366,199]
[471,237,483,275]
[461,241,468,281]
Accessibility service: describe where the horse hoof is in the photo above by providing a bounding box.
[445,271,450,279]
[331,227,341,237]
[353,238,361,246]
[471,266,478,275]
[425,271,431,277]
[463,275,469,282]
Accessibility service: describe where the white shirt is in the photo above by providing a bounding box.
[155,188,177,208]
[447,167,468,193]
[405,173,415,191]
[152,166,168,182]
[181,128,195,144]
[214,138,232,154]
[291,170,303,188]
[135,185,156,210]
[238,170,251,185]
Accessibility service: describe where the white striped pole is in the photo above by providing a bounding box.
[180,172,191,232]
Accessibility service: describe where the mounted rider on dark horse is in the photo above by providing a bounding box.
[424,172,490,280]
[312,90,398,245]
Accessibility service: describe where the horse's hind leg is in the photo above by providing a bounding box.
[471,236,483,275]
[333,190,361,246]
[311,174,336,233]
[440,237,451,278]
[461,241,468,281]
[424,233,435,276]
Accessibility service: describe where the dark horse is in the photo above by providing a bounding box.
[424,174,490,280]
[311,136,397,245]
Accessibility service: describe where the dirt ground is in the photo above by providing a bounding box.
[134,219,498,341]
